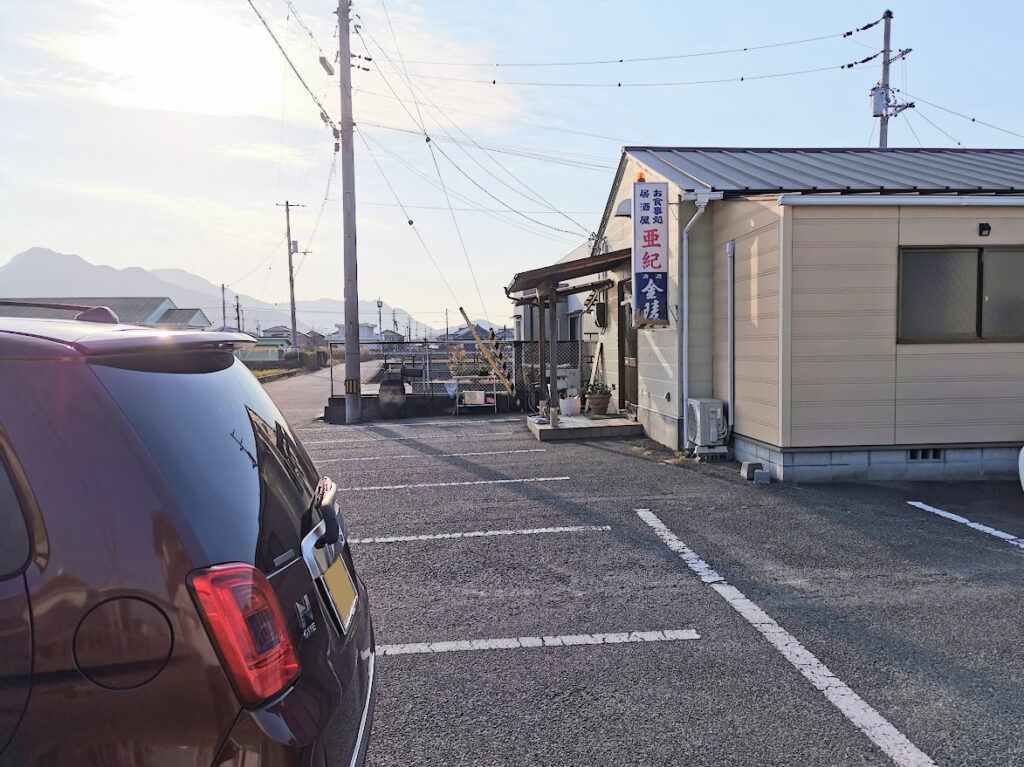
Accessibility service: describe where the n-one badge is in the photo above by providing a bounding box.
[632,180,669,328]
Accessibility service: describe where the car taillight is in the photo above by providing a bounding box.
[189,563,301,707]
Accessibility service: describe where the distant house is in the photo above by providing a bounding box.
[261,325,311,347]
[380,329,403,343]
[0,296,211,329]
[325,322,379,344]
[437,324,501,342]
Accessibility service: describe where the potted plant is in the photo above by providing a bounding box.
[585,381,613,415]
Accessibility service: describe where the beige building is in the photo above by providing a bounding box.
[579,147,1024,481]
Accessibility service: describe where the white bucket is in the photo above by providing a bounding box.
[559,395,581,416]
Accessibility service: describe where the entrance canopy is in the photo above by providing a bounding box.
[505,248,630,297]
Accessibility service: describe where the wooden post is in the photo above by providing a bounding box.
[537,299,545,410]
[548,281,559,413]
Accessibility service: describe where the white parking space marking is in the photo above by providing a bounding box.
[340,476,570,491]
[380,629,700,656]
[637,509,937,767]
[907,501,1024,551]
[350,524,611,545]
[304,431,518,445]
[322,448,546,463]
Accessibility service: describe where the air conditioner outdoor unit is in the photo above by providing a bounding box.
[686,398,728,447]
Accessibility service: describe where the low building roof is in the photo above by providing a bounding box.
[506,248,630,295]
[0,296,171,324]
[622,147,1024,197]
[156,308,210,326]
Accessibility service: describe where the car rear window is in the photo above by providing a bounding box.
[90,356,321,572]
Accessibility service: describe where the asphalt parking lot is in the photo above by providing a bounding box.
[269,372,1024,767]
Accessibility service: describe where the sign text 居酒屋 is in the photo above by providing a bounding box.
[632,180,669,328]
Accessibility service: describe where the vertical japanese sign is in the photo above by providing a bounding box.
[632,181,669,328]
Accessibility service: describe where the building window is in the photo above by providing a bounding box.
[899,248,1024,342]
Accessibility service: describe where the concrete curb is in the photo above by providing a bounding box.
[256,369,308,384]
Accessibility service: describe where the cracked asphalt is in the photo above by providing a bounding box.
[268,371,1024,767]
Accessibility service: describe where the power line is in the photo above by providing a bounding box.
[903,111,925,148]
[391,18,882,68]
[283,0,331,59]
[244,0,338,129]
[226,235,287,288]
[354,21,608,241]
[362,31,593,234]
[913,108,964,148]
[358,131,579,245]
[367,5,489,321]
[295,153,337,278]
[357,121,612,169]
[353,86,637,144]
[356,129,461,305]
[894,89,1024,141]
[371,55,879,88]
[360,201,600,214]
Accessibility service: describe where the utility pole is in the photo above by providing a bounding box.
[871,10,913,148]
[392,308,397,332]
[276,200,305,349]
[234,295,241,333]
[445,308,449,339]
[221,283,227,330]
[878,10,892,148]
[338,0,361,422]
[376,297,383,341]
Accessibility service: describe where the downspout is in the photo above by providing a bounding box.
[681,198,709,452]
[726,240,736,436]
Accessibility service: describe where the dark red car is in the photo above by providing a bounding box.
[0,315,375,766]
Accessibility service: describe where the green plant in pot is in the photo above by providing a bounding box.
[585,381,614,415]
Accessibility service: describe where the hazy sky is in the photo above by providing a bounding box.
[2,0,1022,324]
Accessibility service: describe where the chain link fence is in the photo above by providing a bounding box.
[327,339,584,412]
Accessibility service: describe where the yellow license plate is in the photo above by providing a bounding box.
[324,557,358,632]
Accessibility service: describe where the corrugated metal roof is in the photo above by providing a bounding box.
[157,308,210,326]
[0,297,171,324]
[624,148,1024,196]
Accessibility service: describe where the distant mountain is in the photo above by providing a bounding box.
[0,247,440,335]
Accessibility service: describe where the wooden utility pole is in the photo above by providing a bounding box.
[234,295,241,332]
[276,200,304,349]
[221,283,227,329]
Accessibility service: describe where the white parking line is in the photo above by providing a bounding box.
[350,524,611,544]
[637,509,937,767]
[380,629,700,656]
[907,501,1024,551]
[340,476,570,491]
[304,431,518,445]
[322,448,546,463]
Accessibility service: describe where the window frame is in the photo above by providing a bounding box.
[0,429,36,580]
[897,246,1024,344]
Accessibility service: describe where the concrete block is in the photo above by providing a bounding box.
[831,450,869,466]
[753,469,771,485]
[867,463,907,481]
[755,443,771,461]
[945,448,982,463]
[739,461,763,480]
[870,450,908,465]
[787,465,834,483]
[794,451,830,466]
[905,462,943,481]
[830,463,870,481]
[782,452,795,467]
[943,462,985,481]
[983,447,1019,462]
[982,461,1018,479]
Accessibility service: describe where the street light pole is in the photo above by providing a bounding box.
[338,0,361,422]
[376,297,383,341]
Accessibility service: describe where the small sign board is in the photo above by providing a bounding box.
[632,181,669,328]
